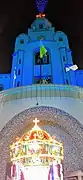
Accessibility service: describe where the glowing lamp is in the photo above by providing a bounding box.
[36,13,46,18]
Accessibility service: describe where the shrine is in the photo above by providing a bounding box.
[9,118,64,180]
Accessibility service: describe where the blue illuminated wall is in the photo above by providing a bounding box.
[0,16,83,91]
[0,74,10,90]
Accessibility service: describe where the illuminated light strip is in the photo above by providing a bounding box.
[11,154,56,161]
[11,152,64,162]
[10,141,63,150]
[10,139,63,146]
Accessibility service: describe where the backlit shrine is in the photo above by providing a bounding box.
[10,118,63,180]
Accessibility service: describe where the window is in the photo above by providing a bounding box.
[38,36,45,40]
[0,84,4,91]
[63,56,65,61]
[20,39,24,44]
[59,37,63,41]
[39,24,43,29]
[18,69,20,75]
[17,81,20,87]
[64,67,66,73]
[35,51,49,65]
[19,59,21,64]
[66,79,68,84]
[32,26,35,31]
[34,76,52,84]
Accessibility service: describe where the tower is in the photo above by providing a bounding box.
[1,0,83,90]
[10,15,74,88]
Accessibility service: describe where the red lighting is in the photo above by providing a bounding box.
[36,14,46,18]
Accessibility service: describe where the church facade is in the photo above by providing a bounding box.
[0,15,83,180]
[0,15,83,91]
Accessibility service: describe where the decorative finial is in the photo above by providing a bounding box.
[33,118,40,126]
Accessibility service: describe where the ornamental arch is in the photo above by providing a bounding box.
[0,106,83,180]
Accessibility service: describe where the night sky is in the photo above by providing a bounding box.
[0,0,83,73]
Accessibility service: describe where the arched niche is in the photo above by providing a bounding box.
[33,47,52,84]
[0,106,83,180]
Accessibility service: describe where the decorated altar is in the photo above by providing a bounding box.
[8,118,64,180]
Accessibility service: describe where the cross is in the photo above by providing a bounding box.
[33,118,40,126]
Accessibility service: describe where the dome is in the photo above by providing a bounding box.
[19,118,52,142]
[31,15,52,31]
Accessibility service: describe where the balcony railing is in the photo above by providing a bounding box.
[0,84,83,104]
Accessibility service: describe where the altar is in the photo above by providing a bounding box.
[6,118,64,180]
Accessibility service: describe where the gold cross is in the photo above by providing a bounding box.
[33,118,39,126]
